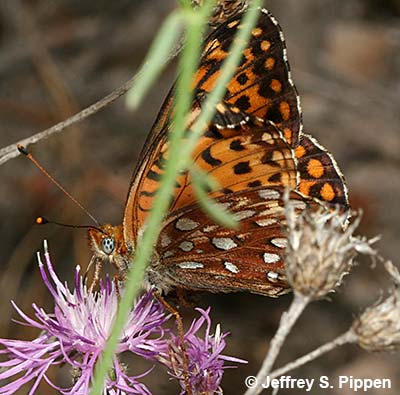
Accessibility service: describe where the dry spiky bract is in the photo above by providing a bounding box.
[192,0,248,26]
[285,202,377,299]
[352,261,400,352]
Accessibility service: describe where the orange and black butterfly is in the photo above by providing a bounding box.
[88,8,348,297]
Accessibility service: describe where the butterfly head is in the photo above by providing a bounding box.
[88,224,131,274]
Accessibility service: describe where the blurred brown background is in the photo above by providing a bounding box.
[0,0,399,394]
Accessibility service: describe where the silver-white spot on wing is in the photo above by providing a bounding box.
[217,202,232,210]
[224,261,239,274]
[178,262,204,269]
[290,200,307,210]
[212,237,238,250]
[258,189,281,200]
[267,271,279,280]
[233,210,256,221]
[175,217,200,231]
[203,225,219,233]
[179,241,194,252]
[160,233,172,248]
[234,198,250,209]
[271,238,288,248]
[255,218,278,227]
[263,253,280,264]
[163,250,174,259]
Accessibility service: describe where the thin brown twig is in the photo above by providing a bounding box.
[269,330,357,380]
[244,293,310,395]
[0,74,136,166]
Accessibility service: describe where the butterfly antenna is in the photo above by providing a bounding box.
[18,144,100,226]
[36,217,108,240]
[35,216,99,230]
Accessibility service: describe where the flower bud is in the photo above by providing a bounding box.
[352,261,400,352]
[285,202,376,299]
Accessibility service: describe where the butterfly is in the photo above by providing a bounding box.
[88,8,348,297]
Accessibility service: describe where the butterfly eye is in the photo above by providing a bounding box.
[101,237,115,255]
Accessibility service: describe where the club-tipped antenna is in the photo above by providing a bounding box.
[36,216,105,233]
[18,144,100,226]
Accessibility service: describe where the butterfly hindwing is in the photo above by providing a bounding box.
[156,186,317,296]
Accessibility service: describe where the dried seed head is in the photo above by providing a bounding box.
[352,261,400,352]
[285,199,377,299]
[192,0,248,26]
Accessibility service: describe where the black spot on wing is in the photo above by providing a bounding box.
[147,169,161,181]
[234,95,251,111]
[266,103,283,124]
[204,127,224,139]
[201,147,222,166]
[140,190,156,197]
[248,180,262,188]
[236,73,249,85]
[268,173,282,183]
[234,161,251,175]
[230,139,245,151]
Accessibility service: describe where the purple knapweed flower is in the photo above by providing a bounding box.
[158,308,247,395]
[0,242,246,395]
[0,242,168,395]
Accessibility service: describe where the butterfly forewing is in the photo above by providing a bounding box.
[193,9,302,145]
[123,8,303,243]
[170,117,299,211]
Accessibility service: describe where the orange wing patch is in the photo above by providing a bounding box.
[307,159,324,179]
[296,134,349,209]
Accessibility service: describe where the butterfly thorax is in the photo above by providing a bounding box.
[88,224,131,275]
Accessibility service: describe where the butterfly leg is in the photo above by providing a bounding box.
[176,287,196,308]
[113,273,125,299]
[154,291,192,395]
[83,255,96,286]
[89,257,103,292]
